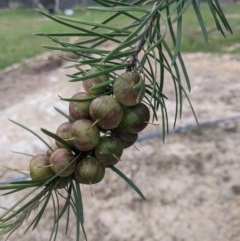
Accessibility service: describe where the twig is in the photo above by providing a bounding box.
[127,2,158,71]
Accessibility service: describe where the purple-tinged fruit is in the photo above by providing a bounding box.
[68,92,92,120]
[50,148,76,177]
[71,119,100,151]
[113,72,145,106]
[89,96,123,130]
[83,68,108,95]
[55,122,73,148]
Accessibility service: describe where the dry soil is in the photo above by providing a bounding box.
[0,52,240,241]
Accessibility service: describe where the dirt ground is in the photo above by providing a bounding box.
[0,52,240,241]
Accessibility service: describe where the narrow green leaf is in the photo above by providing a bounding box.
[58,16,131,34]
[49,191,58,241]
[53,107,74,121]
[11,151,34,157]
[104,36,142,62]
[39,11,121,43]
[59,95,96,103]
[43,45,110,55]
[172,0,193,22]
[162,8,183,125]
[71,182,81,241]
[172,3,183,64]
[1,165,29,177]
[9,119,52,150]
[213,0,232,33]
[177,52,191,91]
[0,186,48,221]
[40,128,76,152]
[74,181,84,224]
[109,166,146,200]
[192,0,208,42]
[36,32,127,37]
[69,64,128,82]
[25,190,52,232]
[88,6,149,13]
[56,184,72,221]
[103,3,159,64]
[90,79,114,90]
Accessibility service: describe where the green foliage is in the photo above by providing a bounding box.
[0,3,239,70]
[0,1,233,241]
[37,0,232,136]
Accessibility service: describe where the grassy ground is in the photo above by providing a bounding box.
[0,8,109,69]
[0,4,239,70]
[180,3,240,53]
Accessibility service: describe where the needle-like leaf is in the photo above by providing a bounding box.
[109,166,146,200]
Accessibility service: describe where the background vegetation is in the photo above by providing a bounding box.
[0,3,239,70]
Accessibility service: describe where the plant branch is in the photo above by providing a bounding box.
[127,2,158,71]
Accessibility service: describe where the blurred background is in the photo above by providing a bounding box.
[1,0,240,69]
[0,1,240,241]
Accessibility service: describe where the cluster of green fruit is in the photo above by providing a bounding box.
[29,69,150,188]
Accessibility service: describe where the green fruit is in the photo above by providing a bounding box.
[29,154,54,180]
[55,122,73,148]
[94,136,123,166]
[113,72,145,106]
[113,130,138,149]
[74,156,105,184]
[68,92,92,120]
[49,148,76,177]
[83,68,108,95]
[89,95,123,130]
[71,119,100,151]
[116,102,150,134]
